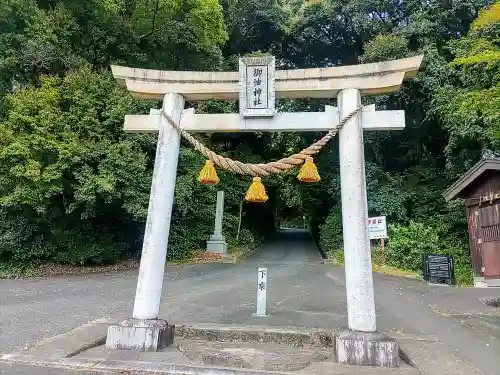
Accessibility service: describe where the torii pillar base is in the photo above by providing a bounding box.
[335,331,399,367]
[106,319,175,352]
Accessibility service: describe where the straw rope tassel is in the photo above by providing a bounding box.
[199,160,219,184]
[245,177,268,203]
[297,156,320,183]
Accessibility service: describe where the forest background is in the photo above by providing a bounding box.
[0,0,499,285]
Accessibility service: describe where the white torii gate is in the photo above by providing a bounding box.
[105,55,423,366]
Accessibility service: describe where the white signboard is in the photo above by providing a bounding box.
[368,216,387,240]
[239,56,275,118]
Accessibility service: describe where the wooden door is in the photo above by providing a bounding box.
[467,206,483,276]
[479,205,500,279]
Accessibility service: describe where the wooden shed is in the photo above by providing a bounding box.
[443,157,500,287]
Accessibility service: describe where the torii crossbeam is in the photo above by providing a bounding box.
[123,105,405,133]
[111,55,422,100]
[105,55,423,368]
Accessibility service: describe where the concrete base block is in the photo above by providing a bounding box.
[105,319,175,352]
[474,277,488,288]
[335,330,399,368]
[207,239,228,254]
[486,278,500,287]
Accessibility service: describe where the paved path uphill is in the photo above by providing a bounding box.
[1,228,500,374]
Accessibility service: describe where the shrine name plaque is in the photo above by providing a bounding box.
[239,56,276,118]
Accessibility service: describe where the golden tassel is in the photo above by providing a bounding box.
[245,177,269,203]
[198,160,219,185]
[297,156,321,183]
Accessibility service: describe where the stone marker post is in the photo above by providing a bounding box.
[207,190,228,254]
[105,93,184,352]
[254,267,267,317]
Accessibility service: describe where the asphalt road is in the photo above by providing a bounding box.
[0,229,321,354]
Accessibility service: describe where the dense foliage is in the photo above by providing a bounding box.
[0,0,498,283]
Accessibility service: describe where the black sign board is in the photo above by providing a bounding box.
[422,254,454,285]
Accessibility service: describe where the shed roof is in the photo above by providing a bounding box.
[443,158,500,201]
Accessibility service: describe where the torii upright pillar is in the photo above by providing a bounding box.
[334,89,398,366]
[106,93,184,351]
[337,89,376,332]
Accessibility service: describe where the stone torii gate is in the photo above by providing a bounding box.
[105,55,422,366]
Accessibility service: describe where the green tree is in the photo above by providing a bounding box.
[0,0,228,99]
[434,2,500,175]
[0,67,152,264]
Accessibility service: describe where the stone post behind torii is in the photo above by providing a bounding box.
[105,55,423,365]
[207,190,228,255]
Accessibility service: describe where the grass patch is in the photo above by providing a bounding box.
[371,263,421,279]
[0,262,38,279]
[326,246,421,279]
[0,260,140,279]
[325,249,344,265]
[370,246,421,278]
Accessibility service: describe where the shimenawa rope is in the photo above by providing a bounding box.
[160,106,364,177]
